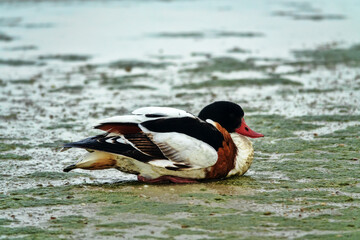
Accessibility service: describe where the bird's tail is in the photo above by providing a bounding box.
[63,151,117,172]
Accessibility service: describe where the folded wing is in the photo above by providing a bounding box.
[65,107,224,170]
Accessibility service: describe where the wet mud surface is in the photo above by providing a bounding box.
[0,0,360,239]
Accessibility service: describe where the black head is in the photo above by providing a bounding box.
[198,101,244,133]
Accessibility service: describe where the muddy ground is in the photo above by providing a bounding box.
[0,0,360,239]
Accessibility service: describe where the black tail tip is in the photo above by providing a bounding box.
[63,164,76,172]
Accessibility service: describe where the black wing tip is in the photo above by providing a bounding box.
[63,164,76,172]
[145,113,167,118]
[63,142,75,148]
[165,164,192,171]
[93,124,103,129]
[165,166,180,171]
[62,135,104,149]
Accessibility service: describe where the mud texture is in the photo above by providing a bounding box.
[0,0,360,239]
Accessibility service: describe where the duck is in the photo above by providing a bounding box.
[62,101,264,183]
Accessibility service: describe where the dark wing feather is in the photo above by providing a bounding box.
[124,133,166,159]
[63,134,156,162]
[65,116,223,171]
[141,117,224,151]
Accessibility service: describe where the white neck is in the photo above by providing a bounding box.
[227,133,254,177]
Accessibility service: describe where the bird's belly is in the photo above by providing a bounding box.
[114,155,206,179]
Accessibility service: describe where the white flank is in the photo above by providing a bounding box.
[140,124,218,168]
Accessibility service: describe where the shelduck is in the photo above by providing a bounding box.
[62,101,264,183]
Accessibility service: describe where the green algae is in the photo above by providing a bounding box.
[298,231,360,240]
[135,236,168,240]
[191,52,212,58]
[109,84,156,90]
[175,212,285,232]
[180,192,230,202]
[162,228,207,239]
[24,23,54,29]
[37,140,68,148]
[0,226,46,235]
[175,92,208,98]
[0,226,66,239]
[254,137,360,155]
[99,74,156,90]
[150,54,181,60]
[184,57,255,73]
[49,215,89,229]
[0,32,13,41]
[2,178,360,239]
[320,125,360,138]
[255,138,314,153]
[0,113,18,120]
[274,12,345,21]
[153,31,264,39]
[4,45,38,51]
[10,79,36,84]
[235,190,357,205]
[0,142,31,152]
[302,232,360,240]
[246,114,320,138]
[96,230,125,236]
[4,234,66,240]
[175,207,360,233]
[49,85,84,93]
[23,171,89,180]
[0,218,13,225]
[10,185,77,197]
[0,195,78,210]
[109,60,170,70]
[215,31,264,38]
[0,59,39,66]
[219,176,265,189]
[67,187,232,216]
[46,123,79,130]
[279,88,341,94]
[38,54,91,62]
[298,88,340,93]
[1,186,80,210]
[100,74,149,85]
[0,153,31,160]
[285,147,359,162]
[292,43,360,67]
[175,78,302,89]
[0,226,60,239]
[295,115,360,122]
[96,221,149,229]
[98,198,233,216]
[153,32,204,38]
[227,47,250,53]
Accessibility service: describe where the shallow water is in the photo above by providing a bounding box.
[1,0,360,239]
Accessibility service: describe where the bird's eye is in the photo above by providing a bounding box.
[245,127,249,131]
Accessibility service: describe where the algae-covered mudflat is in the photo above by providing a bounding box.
[1,0,360,239]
